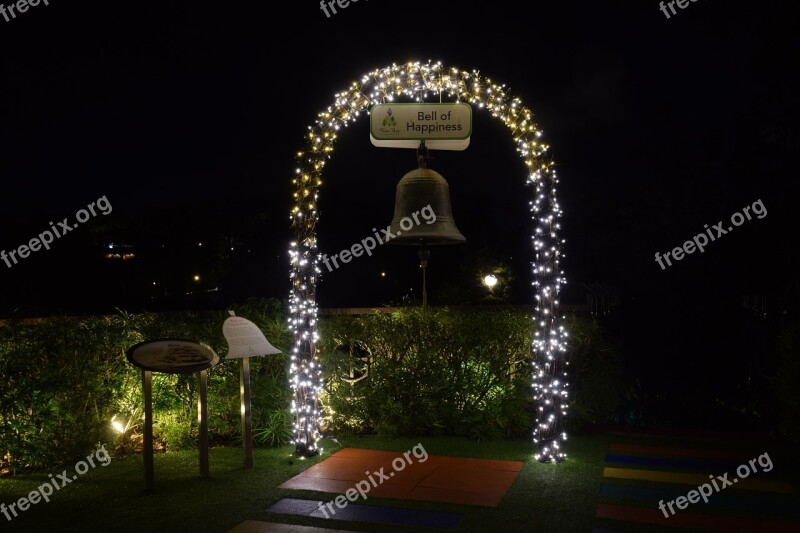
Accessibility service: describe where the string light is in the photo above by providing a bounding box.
[288,60,568,461]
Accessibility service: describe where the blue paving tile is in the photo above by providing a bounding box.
[266,498,324,515]
[266,497,462,529]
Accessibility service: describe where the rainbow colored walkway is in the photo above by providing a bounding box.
[593,428,799,532]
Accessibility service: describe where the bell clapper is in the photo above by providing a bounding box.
[418,247,430,309]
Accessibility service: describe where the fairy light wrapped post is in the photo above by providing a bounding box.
[288,60,569,462]
[288,234,323,457]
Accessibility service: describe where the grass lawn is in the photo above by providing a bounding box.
[1,431,797,532]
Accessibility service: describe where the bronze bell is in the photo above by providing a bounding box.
[388,165,466,246]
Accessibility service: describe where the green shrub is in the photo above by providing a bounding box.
[319,308,537,441]
[317,309,626,441]
[0,298,292,473]
[253,409,293,447]
[0,314,143,471]
[0,300,626,472]
[161,418,196,451]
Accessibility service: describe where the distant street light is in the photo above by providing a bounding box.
[483,274,498,291]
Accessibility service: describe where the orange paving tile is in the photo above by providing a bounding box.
[277,448,524,507]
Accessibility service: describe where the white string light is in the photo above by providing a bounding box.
[288,60,568,461]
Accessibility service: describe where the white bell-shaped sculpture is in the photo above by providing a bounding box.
[222,311,281,359]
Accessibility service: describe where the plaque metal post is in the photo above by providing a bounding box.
[143,369,154,491]
[198,369,209,479]
[240,357,253,468]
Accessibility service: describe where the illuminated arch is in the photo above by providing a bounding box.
[288,60,569,462]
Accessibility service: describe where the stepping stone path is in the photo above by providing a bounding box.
[228,447,524,531]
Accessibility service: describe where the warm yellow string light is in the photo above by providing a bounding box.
[288,60,568,462]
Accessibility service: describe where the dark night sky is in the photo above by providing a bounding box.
[1,1,798,397]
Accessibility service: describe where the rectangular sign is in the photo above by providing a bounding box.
[370,103,472,141]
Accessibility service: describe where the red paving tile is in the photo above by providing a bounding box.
[596,503,799,532]
[277,448,524,507]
